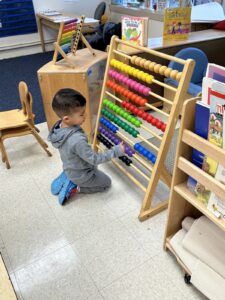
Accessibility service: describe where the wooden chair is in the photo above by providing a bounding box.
[0,81,52,169]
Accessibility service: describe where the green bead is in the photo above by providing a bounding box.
[108,102,114,109]
[103,99,107,105]
[127,115,132,122]
[123,112,129,119]
[114,107,120,114]
[124,124,129,131]
[112,106,116,112]
[134,120,140,127]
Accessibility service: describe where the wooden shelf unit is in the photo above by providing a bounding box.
[164,97,225,275]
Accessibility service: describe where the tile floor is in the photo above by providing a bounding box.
[0,123,206,300]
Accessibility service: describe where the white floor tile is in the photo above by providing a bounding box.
[0,177,69,272]
[15,245,98,300]
[72,220,149,289]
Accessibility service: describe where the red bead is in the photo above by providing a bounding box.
[151,118,157,126]
[156,121,162,129]
[133,107,139,115]
[138,110,145,117]
[161,124,166,132]
[126,103,132,110]
[142,112,148,120]
[111,83,117,90]
[122,101,126,108]
[146,115,153,123]
[135,96,142,104]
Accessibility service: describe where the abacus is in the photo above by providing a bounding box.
[93,36,195,221]
[53,15,95,67]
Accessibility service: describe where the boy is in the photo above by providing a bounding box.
[48,88,125,205]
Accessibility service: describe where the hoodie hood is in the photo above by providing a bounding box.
[48,121,81,149]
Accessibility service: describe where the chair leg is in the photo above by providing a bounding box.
[0,139,11,169]
[30,129,52,157]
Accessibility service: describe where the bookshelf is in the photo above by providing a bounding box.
[164,97,225,279]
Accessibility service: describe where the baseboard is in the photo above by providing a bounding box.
[0,41,55,59]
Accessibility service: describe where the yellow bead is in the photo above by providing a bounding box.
[132,69,139,77]
[146,75,153,84]
[141,73,148,81]
[149,62,156,71]
[110,59,116,66]
[124,65,130,74]
[137,71,144,80]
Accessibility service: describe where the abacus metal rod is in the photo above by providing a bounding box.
[141,125,163,141]
[97,145,147,192]
[137,135,159,152]
[149,91,173,105]
[153,79,177,92]
[133,154,153,172]
[113,40,187,65]
[145,103,170,117]
[130,163,150,181]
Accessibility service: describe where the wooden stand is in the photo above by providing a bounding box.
[92,36,195,221]
[164,98,225,281]
[38,48,107,136]
[0,254,17,300]
[52,15,95,68]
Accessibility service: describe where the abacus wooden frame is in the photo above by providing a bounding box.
[52,15,95,68]
[164,98,225,281]
[93,36,195,221]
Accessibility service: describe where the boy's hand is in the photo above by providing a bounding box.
[119,141,126,153]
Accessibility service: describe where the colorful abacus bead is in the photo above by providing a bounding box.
[134,143,156,164]
[100,117,118,133]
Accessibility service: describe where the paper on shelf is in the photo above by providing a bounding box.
[191,2,225,23]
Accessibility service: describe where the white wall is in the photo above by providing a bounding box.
[0,0,110,59]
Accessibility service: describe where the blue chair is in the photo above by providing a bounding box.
[165,47,208,97]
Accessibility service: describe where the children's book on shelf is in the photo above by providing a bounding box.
[194,80,225,205]
[121,16,148,46]
[206,63,225,84]
[163,7,191,40]
[157,0,168,11]
[207,83,225,218]
[187,101,210,195]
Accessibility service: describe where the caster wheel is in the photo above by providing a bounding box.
[184,273,191,285]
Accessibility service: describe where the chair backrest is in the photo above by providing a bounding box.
[168,47,208,84]
[94,2,106,21]
[18,81,33,121]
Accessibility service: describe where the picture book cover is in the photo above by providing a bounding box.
[196,81,225,205]
[207,94,225,218]
[121,16,148,46]
[206,63,225,85]
[163,7,191,40]
[187,101,210,195]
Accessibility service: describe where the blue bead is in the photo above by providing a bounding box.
[151,156,156,164]
[134,143,140,150]
[142,149,148,157]
[147,152,153,160]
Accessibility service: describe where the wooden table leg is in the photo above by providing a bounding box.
[37,17,46,52]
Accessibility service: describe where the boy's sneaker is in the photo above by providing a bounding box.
[51,172,67,195]
[58,179,78,205]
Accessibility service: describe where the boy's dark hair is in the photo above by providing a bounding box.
[52,88,86,118]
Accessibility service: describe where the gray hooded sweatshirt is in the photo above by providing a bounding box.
[48,121,124,185]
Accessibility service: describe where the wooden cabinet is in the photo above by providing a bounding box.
[38,48,107,137]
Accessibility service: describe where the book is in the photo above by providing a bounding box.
[187,101,210,194]
[207,86,225,218]
[121,16,148,46]
[163,7,191,40]
[196,81,225,205]
[191,2,225,23]
[206,64,225,84]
